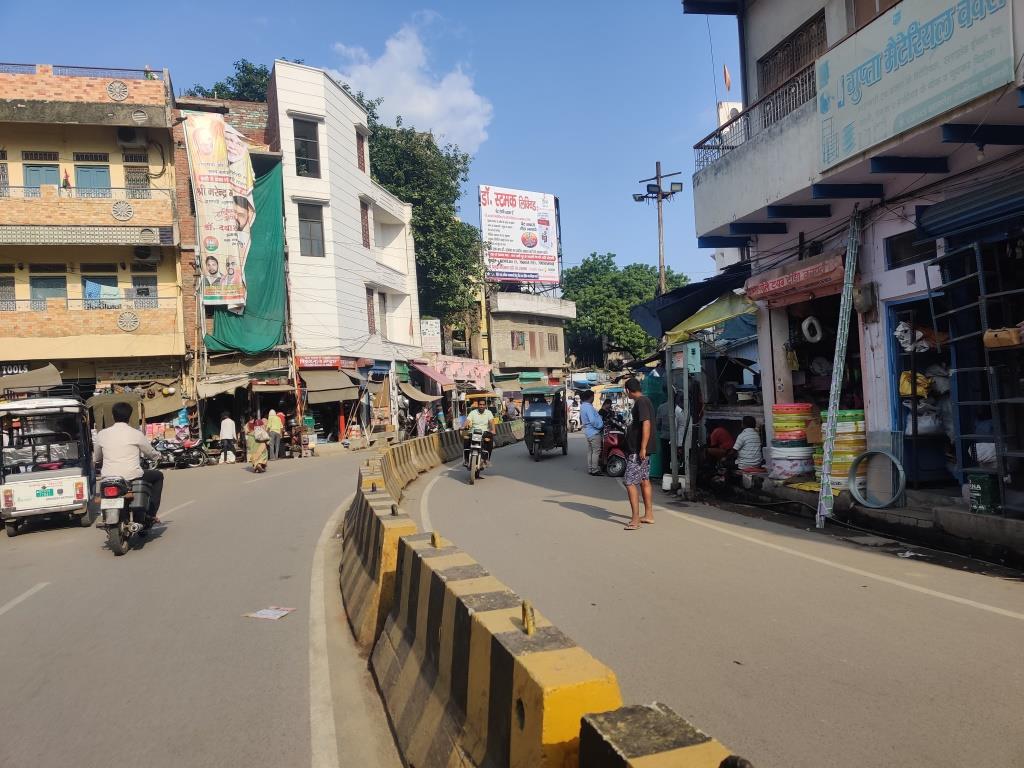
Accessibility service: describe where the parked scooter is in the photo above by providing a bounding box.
[599,420,628,477]
[568,406,582,433]
[151,437,207,469]
[96,476,154,556]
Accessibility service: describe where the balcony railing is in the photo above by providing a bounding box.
[0,297,175,313]
[0,63,37,75]
[0,186,172,201]
[51,65,163,81]
[694,64,817,172]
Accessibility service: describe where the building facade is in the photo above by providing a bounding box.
[487,291,576,380]
[687,0,1024,548]
[267,60,422,369]
[0,63,183,398]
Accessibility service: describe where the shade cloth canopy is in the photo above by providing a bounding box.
[665,291,756,344]
[398,380,441,403]
[630,262,752,339]
[197,375,249,399]
[0,364,62,394]
[307,387,360,404]
[141,390,185,419]
[87,393,143,429]
[301,370,358,391]
[251,383,293,393]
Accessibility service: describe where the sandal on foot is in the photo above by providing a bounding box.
[624,522,641,531]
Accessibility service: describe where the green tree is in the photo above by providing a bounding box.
[345,88,485,347]
[185,58,303,101]
[562,252,688,363]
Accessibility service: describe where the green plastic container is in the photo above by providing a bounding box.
[968,473,1001,515]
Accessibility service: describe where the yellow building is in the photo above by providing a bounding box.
[0,64,183,394]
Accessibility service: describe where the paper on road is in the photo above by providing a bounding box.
[245,606,296,620]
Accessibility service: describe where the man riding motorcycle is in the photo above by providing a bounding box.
[463,400,496,474]
[93,401,164,525]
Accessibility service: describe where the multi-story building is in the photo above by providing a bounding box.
[267,60,422,377]
[487,290,576,383]
[0,63,183,400]
[686,0,1024,552]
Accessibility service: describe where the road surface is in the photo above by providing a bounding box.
[414,433,1024,768]
[0,451,399,768]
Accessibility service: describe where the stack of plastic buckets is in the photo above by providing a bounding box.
[770,403,815,477]
[814,409,867,490]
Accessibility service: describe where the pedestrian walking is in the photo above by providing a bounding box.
[218,412,237,464]
[266,409,283,460]
[580,390,604,475]
[506,398,520,420]
[245,417,269,473]
[623,378,655,530]
[415,408,428,437]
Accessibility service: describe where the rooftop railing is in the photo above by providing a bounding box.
[0,187,172,201]
[693,63,817,172]
[52,65,163,81]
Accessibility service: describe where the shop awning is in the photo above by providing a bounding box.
[87,393,143,429]
[519,371,543,382]
[410,362,454,388]
[251,383,294,393]
[631,262,752,339]
[918,174,1024,239]
[0,363,62,394]
[301,370,358,392]
[197,375,249,399]
[142,391,185,419]
[665,291,757,344]
[744,251,845,308]
[307,387,360,405]
[398,380,441,403]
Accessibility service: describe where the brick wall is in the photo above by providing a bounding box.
[0,65,167,105]
[0,299,177,338]
[0,186,173,227]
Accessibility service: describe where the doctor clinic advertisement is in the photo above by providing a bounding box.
[183,111,256,310]
[479,185,559,284]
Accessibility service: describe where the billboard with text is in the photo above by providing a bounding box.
[479,185,559,284]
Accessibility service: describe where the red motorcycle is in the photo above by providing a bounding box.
[600,421,628,477]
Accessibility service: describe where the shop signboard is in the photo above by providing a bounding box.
[0,363,29,376]
[817,0,1014,169]
[746,252,846,307]
[479,185,559,284]
[420,319,442,353]
[182,111,256,310]
[296,355,342,369]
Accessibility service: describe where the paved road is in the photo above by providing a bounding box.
[415,433,1024,768]
[0,451,398,768]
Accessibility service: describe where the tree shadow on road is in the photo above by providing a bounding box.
[542,498,630,525]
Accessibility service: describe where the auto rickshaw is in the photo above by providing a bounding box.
[522,386,567,461]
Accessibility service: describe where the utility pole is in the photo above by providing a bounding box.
[634,162,683,296]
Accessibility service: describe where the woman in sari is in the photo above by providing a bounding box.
[245,416,269,473]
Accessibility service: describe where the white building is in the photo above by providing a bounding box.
[267,60,421,367]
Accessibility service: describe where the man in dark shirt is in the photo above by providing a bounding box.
[623,377,655,530]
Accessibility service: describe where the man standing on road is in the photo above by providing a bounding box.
[623,378,655,530]
[266,409,283,460]
[219,412,237,464]
[580,390,604,475]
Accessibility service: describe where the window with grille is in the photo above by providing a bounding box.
[293,119,321,178]
[132,275,158,309]
[547,333,559,352]
[23,151,59,162]
[360,201,371,248]
[0,163,7,197]
[356,131,366,172]
[0,277,14,312]
[0,150,6,160]
[756,12,826,96]
[81,275,120,310]
[511,331,526,350]
[298,204,325,257]
[73,152,109,163]
[124,166,151,199]
[122,151,149,164]
[885,230,937,270]
[366,287,376,334]
[29,264,66,274]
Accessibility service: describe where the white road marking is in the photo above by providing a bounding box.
[156,500,196,521]
[308,492,352,768]
[0,582,50,618]
[243,469,301,485]
[663,507,1024,622]
[419,473,444,533]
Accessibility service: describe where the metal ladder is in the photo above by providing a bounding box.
[817,208,861,528]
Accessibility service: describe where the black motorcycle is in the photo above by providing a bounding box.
[151,438,207,469]
[97,476,154,556]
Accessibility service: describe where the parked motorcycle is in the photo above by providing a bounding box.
[600,420,628,478]
[96,476,154,556]
[151,438,206,469]
[464,427,488,485]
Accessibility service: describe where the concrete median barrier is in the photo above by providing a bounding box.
[371,533,623,768]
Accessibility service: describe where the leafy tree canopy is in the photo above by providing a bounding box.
[562,252,688,363]
[185,58,302,101]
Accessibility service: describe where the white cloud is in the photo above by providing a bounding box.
[330,24,493,154]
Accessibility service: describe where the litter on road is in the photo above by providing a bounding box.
[244,606,296,621]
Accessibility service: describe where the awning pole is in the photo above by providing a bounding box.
[666,346,679,492]
[817,207,862,529]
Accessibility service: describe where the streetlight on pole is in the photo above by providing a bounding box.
[633,161,684,295]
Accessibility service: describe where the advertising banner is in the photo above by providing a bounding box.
[420,319,442,353]
[817,0,1014,170]
[183,111,256,310]
[479,185,559,284]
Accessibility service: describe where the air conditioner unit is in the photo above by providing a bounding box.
[132,246,161,266]
[117,127,148,148]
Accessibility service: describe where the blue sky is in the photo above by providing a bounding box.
[3,1,739,281]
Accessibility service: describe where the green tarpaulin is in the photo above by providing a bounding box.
[204,163,286,355]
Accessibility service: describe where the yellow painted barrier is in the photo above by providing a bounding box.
[371,533,623,768]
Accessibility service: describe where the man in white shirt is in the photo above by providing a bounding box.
[463,400,496,471]
[732,416,764,470]
[93,402,163,518]
[219,412,237,464]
